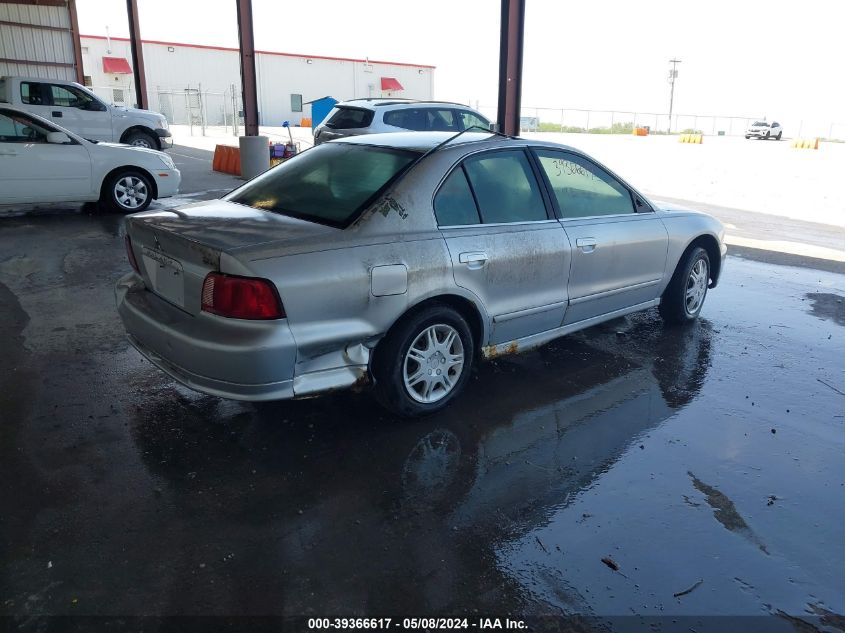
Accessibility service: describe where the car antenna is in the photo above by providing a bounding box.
[409,125,517,170]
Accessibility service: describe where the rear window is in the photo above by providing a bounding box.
[226,143,419,227]
[324,107,374,129]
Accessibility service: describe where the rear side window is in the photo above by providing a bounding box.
[226,143,419,227]
[535,150,635,218]
[434,168,480,226]
[462,150,547,224]
[384,108,427,130]
[325,107,374,129]
[20,82,45,105]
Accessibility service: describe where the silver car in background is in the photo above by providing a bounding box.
[116,132,726,416]
[313,99,492,145]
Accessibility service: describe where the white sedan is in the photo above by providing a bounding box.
[0,105,180,212]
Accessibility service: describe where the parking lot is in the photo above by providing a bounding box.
[2,137,845,629]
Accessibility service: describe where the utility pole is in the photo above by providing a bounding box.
[668,58,681,133]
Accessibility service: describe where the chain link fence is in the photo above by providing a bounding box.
[478,105,845,140]
[155,84,243,136]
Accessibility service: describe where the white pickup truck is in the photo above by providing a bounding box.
[0,76,172,150]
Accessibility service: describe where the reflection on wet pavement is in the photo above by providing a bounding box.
[1,216,844,627]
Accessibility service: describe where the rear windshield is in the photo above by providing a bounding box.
[226,143,419,227]
[324,106,374,129]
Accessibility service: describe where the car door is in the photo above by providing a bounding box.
[0,108,92,203]
[532,149,668,325]
[46,83,113,141]
[435,148,571,344]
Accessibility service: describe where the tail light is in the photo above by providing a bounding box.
[201,273,285,320]
[125,235,140,274]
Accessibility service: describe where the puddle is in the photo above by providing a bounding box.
[806,292,845,326]
[688,472,769,555]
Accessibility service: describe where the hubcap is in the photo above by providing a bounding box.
[403,324,464,404]
[685,258,709,314]
[115,176,148,209]
[130,138,153,148]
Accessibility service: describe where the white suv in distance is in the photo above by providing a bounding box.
[745,120,782,140]
[313,99,492,145]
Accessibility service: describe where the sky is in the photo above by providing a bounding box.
[76,0,845,130]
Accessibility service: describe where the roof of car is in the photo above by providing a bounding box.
[337,99,480,110]
[331,131,576,153]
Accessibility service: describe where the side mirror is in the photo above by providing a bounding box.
[46,131,72,144]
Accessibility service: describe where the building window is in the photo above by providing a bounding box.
[83,75,93,87]
[291,94,303,113]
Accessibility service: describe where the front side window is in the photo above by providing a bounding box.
[20,82,45,105]
[535,150,635,219]
[426,109,459,132]
[49,84,96,109]
[462,150,547,224]
[0,109,52,143]
[226,143,418,227]
[324,107,374,129]
[434,167,480,226]
[458,111,490,131]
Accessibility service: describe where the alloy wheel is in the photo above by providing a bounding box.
[114,176,149,210]
[403,324,465,404]
[685,258,709,315]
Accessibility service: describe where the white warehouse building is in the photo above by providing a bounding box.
[79,34,435,127]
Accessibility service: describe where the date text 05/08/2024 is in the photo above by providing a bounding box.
[307,618,527,630]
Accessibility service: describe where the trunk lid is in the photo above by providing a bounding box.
[126,199,335,314]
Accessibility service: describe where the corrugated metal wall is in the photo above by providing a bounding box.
[0,2,76,81]
[81,36,435,125]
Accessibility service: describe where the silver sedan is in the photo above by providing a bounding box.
[116,132,726,416]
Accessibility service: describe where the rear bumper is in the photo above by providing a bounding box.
[116,273,296,401]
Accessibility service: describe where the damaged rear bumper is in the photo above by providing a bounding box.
[116,273,370,401]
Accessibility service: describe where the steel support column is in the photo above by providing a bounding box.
[236,0,259,136]
[67,0,85,84]
[497,0,525,137]
[125,0,148,109]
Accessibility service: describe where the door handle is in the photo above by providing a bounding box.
[576,238,597,253]
[52,111,63,117]
[459,251,488,268]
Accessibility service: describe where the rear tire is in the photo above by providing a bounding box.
[776,132,782,140]
[102,170,153,213]
[373,305,475,417]
[659,247,711,325]
[745,135,750,139]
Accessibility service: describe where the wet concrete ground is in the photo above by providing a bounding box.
[2,190,845,630]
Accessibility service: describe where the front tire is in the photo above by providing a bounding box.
[102,170,153,213]
[373,305,475,417]
[659,246,711,325]
[124,130,157,149]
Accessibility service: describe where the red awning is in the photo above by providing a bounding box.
[380,77,404,91]
[102,57,133,74]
